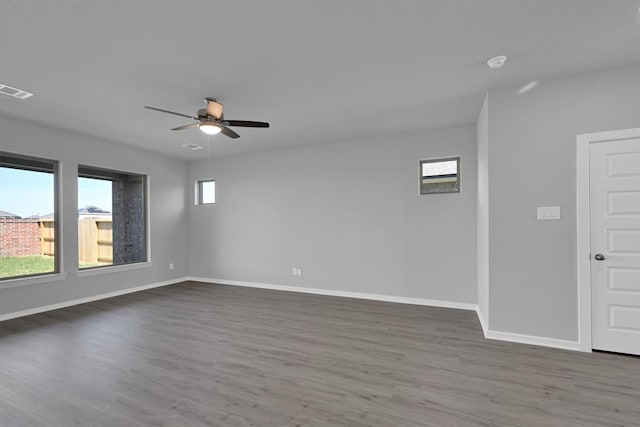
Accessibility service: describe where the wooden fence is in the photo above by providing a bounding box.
[39,219,55,257]
[36,218,112,264]
[78,218,113,264]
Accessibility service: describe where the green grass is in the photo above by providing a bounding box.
[0,256,109,278]
[79,263,104,269]
[0,255,55,279]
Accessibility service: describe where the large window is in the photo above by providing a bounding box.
[78,166,147,269]
[0,152,59,280]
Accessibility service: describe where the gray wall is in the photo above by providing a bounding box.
[476,94,489,328]
[487,64,640,340]
[189,125,478,304]
[5,64,635,344]
[0,115,189,317]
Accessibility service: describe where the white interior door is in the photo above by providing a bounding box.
[590,137,640,355]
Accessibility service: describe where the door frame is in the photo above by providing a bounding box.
[576,128,640,352]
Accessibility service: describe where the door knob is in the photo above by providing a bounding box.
[594,253,606,261]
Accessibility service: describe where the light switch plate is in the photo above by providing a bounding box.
[537,206,561,220]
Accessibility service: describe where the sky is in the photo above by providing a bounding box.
[0,167,112,218]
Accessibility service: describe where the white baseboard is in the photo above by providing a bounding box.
[187,278,584,353]
[186,276,478,311]
[476,307,489,337]
[485,329,583,352]
[2,275,586,353]
[0,277,187,322]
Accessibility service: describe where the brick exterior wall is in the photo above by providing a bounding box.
[0,219,41,257]
[112,176,145,264]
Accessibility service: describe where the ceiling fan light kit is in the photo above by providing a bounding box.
[144,98,269,140]
[199,123,222,135]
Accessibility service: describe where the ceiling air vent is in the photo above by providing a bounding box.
[0,83,34,99]
[181,143,203,150]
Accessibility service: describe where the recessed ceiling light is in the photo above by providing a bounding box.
[487,55,507,69]
[0,83,34,99]
[181,143,204,150]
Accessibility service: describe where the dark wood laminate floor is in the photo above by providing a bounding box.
[0,282,638,427]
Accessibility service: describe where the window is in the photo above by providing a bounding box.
[420,157,460,194]
[0,152,59,280]
[78,166,147,269]
[196,179,216,205]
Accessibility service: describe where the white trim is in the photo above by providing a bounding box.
[0,273,590,353]
[476,306,488,337]
[0,273,67,290]
[0,277,185,322]
[576,132,592,352]
[576,128,640,353]
[77,261,153,277]
[186,276,478,311]
[485,329,582,352]
[189,277,589,352]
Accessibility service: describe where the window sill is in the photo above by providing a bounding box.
[0,272,68,290]
[77,261,152,277]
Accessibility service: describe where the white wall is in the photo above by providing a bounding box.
[0,115,189,318]
[476,93,489,331]
[486,64,640,341]
[189,125,477,304]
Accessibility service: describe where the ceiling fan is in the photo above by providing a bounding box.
[144,98,269,139]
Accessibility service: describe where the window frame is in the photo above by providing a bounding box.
[0,151,61,281]
[77,165,149,271]
[195,179,216,205]
[419,156,461,195]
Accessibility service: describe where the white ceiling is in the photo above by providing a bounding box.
[1,1,638,160]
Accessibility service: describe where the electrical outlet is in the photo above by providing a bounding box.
[169,263,174,271]
[537,206,561,220]
[297,268,302,277]
[292,267,297,276]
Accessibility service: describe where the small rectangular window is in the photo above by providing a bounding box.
[0,152,59,280]
[420,157,460,194]
[196,179,216,205]
[78,166,147,269]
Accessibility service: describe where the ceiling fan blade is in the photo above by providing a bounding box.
[171,123,200,131]
[220,125,240,139]
[144,106,198,120]
[205,98,223,119]
[225,120,270,128]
